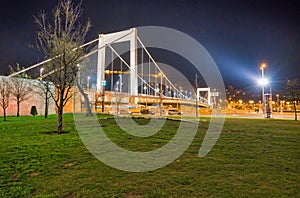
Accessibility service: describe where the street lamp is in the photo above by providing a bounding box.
[77,64,80,82]
[166,86,169,96]
[158,73,163,116]
[155,83,159,96]
[280,100,284,115]
[260,63,267,116]
[276,94,279,112]
[101,80,107,113]
[115,81,119,91]
[119,74,123,93]
[40,68,44,78]
[87,76,90,89]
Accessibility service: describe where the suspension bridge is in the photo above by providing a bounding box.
[9,28,213,115]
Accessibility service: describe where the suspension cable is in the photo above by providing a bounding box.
[13,29,135,78]
[107,44,157,94]
[137,36,184,97]
[9,38,99,77]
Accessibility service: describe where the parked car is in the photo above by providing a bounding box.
[168,109,183,115]
[140,109,155,115]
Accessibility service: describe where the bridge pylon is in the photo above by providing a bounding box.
[97,28,138,96]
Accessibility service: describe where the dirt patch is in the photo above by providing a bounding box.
[64,192,76,198]
[45,131,70,135]
[127,192,143,198]
[29,172,39,177]
[11,173,19,180]
[64,162,77,168]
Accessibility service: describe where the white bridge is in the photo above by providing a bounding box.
[9,28,214,113]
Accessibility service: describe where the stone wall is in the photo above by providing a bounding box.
[0,76,56,116]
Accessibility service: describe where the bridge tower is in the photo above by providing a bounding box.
[97,28,138,95]
[197,87,211,106]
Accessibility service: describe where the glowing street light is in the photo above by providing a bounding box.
[40,67,44,78]
[87,76,90,89]
[119,74,123,93]
[260,63,267,116]
[143,85,147,94]
[258,78,269,86]
[158,72,164,116]
[77,64,81,81]
[276,94,280,112]
[115,81,119,91]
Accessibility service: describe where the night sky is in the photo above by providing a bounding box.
[0,0,299,90]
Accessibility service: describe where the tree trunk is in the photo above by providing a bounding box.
[17,100,20,117]
[45,96,49,118]
[82,92,93,117]
[3,108,6,122]
[76,81,93,117]
[294,101,298,121]
[57,107,63,134]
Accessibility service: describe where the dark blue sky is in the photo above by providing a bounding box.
[0,0,299,90]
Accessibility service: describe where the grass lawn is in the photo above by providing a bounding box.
[0,114,299,197]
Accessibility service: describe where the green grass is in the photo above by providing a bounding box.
[0,114,299,197]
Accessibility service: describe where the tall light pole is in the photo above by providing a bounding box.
[40,67,44,79]
[280,100,283,116]
[166,86,169,97]
[119,74,123,93]
[101,80,107,113]
[159,73,163,117]
[77,64,80,81]
[260,63,267,116]
[195,74,199,118]
[87,76,90,89]
[276,94,279,112]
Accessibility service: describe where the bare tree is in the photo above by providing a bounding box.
[35,0,91,133]
[34,80,53,118]
[9,64,32,117]
[0,77,11,121]
[285,79,299,121]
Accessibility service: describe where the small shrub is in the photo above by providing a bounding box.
[30,106,38,116]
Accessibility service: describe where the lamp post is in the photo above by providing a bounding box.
[119,74,123,93]
[280,100,283,116]
[76,64,80,112]
[166,86,169,97]
[87,76,90,89]
[40,68,44,79]
[195,74,199,118]
[276,94,279,112]
[260,63,267,116]
[116,81,119,91]
[159,73,163,117]
[116,81,120,114]
[101,80,107,113]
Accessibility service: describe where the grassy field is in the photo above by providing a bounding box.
[0,114,299,197]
